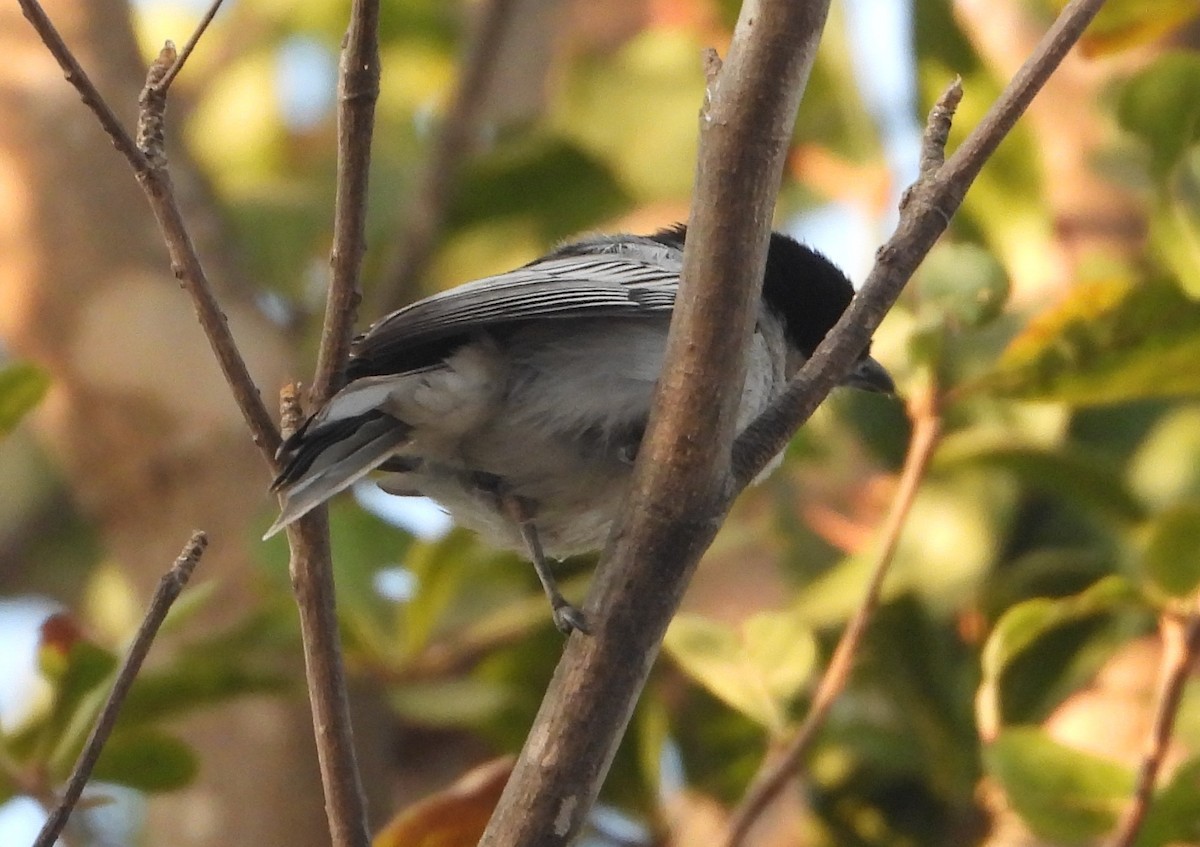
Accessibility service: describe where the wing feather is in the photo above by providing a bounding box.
[351,253,680,367]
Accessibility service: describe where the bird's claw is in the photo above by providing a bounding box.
[552,602,590,636]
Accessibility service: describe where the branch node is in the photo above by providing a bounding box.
[701,47,723,117]
[279,383,305,441]
[901,76,964,212]
[137,41,176,167]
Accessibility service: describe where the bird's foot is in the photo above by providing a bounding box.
[551,599,590,636]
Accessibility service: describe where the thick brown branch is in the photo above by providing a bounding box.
[373,0,519,315]
[33,532,208,847]
[730,0,1107,489]
[478,2,834,844]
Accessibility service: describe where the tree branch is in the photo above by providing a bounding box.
[158,0,226,93]
[310,0,380,403]
[18,4,375,846]
[729,0,1107,489]
[723,387,943,847]
[372,0,519,315]
[281,1,380,844]
[478,2,834,844]
[33,532,208,847]
[1109,602,1200,847]
[16,0,281,458]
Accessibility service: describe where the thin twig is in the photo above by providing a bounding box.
[33,532,208,847]
[373,0,519,315]
[729,0,1107,490]
[1108,603,1200,847]
[722,390,943,847]
[310,0,380,402]
[279,0,380,844]
[16,0,145,169]
[19,4,369,847]
[158,0,227,93]
[18,0,282,458]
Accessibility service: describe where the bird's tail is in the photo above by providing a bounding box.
[264,411,411,538]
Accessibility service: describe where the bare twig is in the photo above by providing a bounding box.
[277,2,380,845]
[478,2,835,844]
[1108,603,1200,847]
[137,43,176,168]
[373,0,519,315]
[19,4,372,846]
[16,0,145,170]
[17,0,281,458]
[158,0,227,93]
[310,0,380,402]
[33,532,208,847]
[280,391,371,847]
[722,390,943,847]
[729,0,1107,489]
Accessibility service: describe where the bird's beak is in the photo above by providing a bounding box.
[842,356,895,395]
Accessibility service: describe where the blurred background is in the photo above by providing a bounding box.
[2,0,1200,845]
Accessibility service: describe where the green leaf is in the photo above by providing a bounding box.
[387,678,511,728]
[449,134,631,244]
[1148,152,1200,297]
[985,726,1132,843]
[663,611,817,734]
[92,730,198,792]
[978,576,1138,736]
[1142,502,1200,597]
[937,443,1146,523]
[0,363,50,436]
[973,275,1200,405]
[1116,53,1200,178]
[918,242,1010,329]
[45,641,118,738]
[119,658,290,728]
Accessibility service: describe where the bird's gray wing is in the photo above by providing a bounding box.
[352,252,680,362]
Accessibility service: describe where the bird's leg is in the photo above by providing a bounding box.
[470,472,590,635]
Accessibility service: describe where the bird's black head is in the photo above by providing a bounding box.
[760,231,855,358]
[651,225,852,356]
[650,225,892,393]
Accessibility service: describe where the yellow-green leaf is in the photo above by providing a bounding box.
[1142,502,1200,598]
[664,611,817,734]
[0,363,49,436]
[972,276,1200,405]
[985,727,1132,843]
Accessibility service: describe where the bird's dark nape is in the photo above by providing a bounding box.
[648,224,857,358]
[760,233,856,357]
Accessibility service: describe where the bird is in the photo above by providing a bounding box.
[265,224,893,634]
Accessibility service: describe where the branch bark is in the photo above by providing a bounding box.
[283,0,381,842]
[478,2,834,844]
[1108,603,1200,847]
